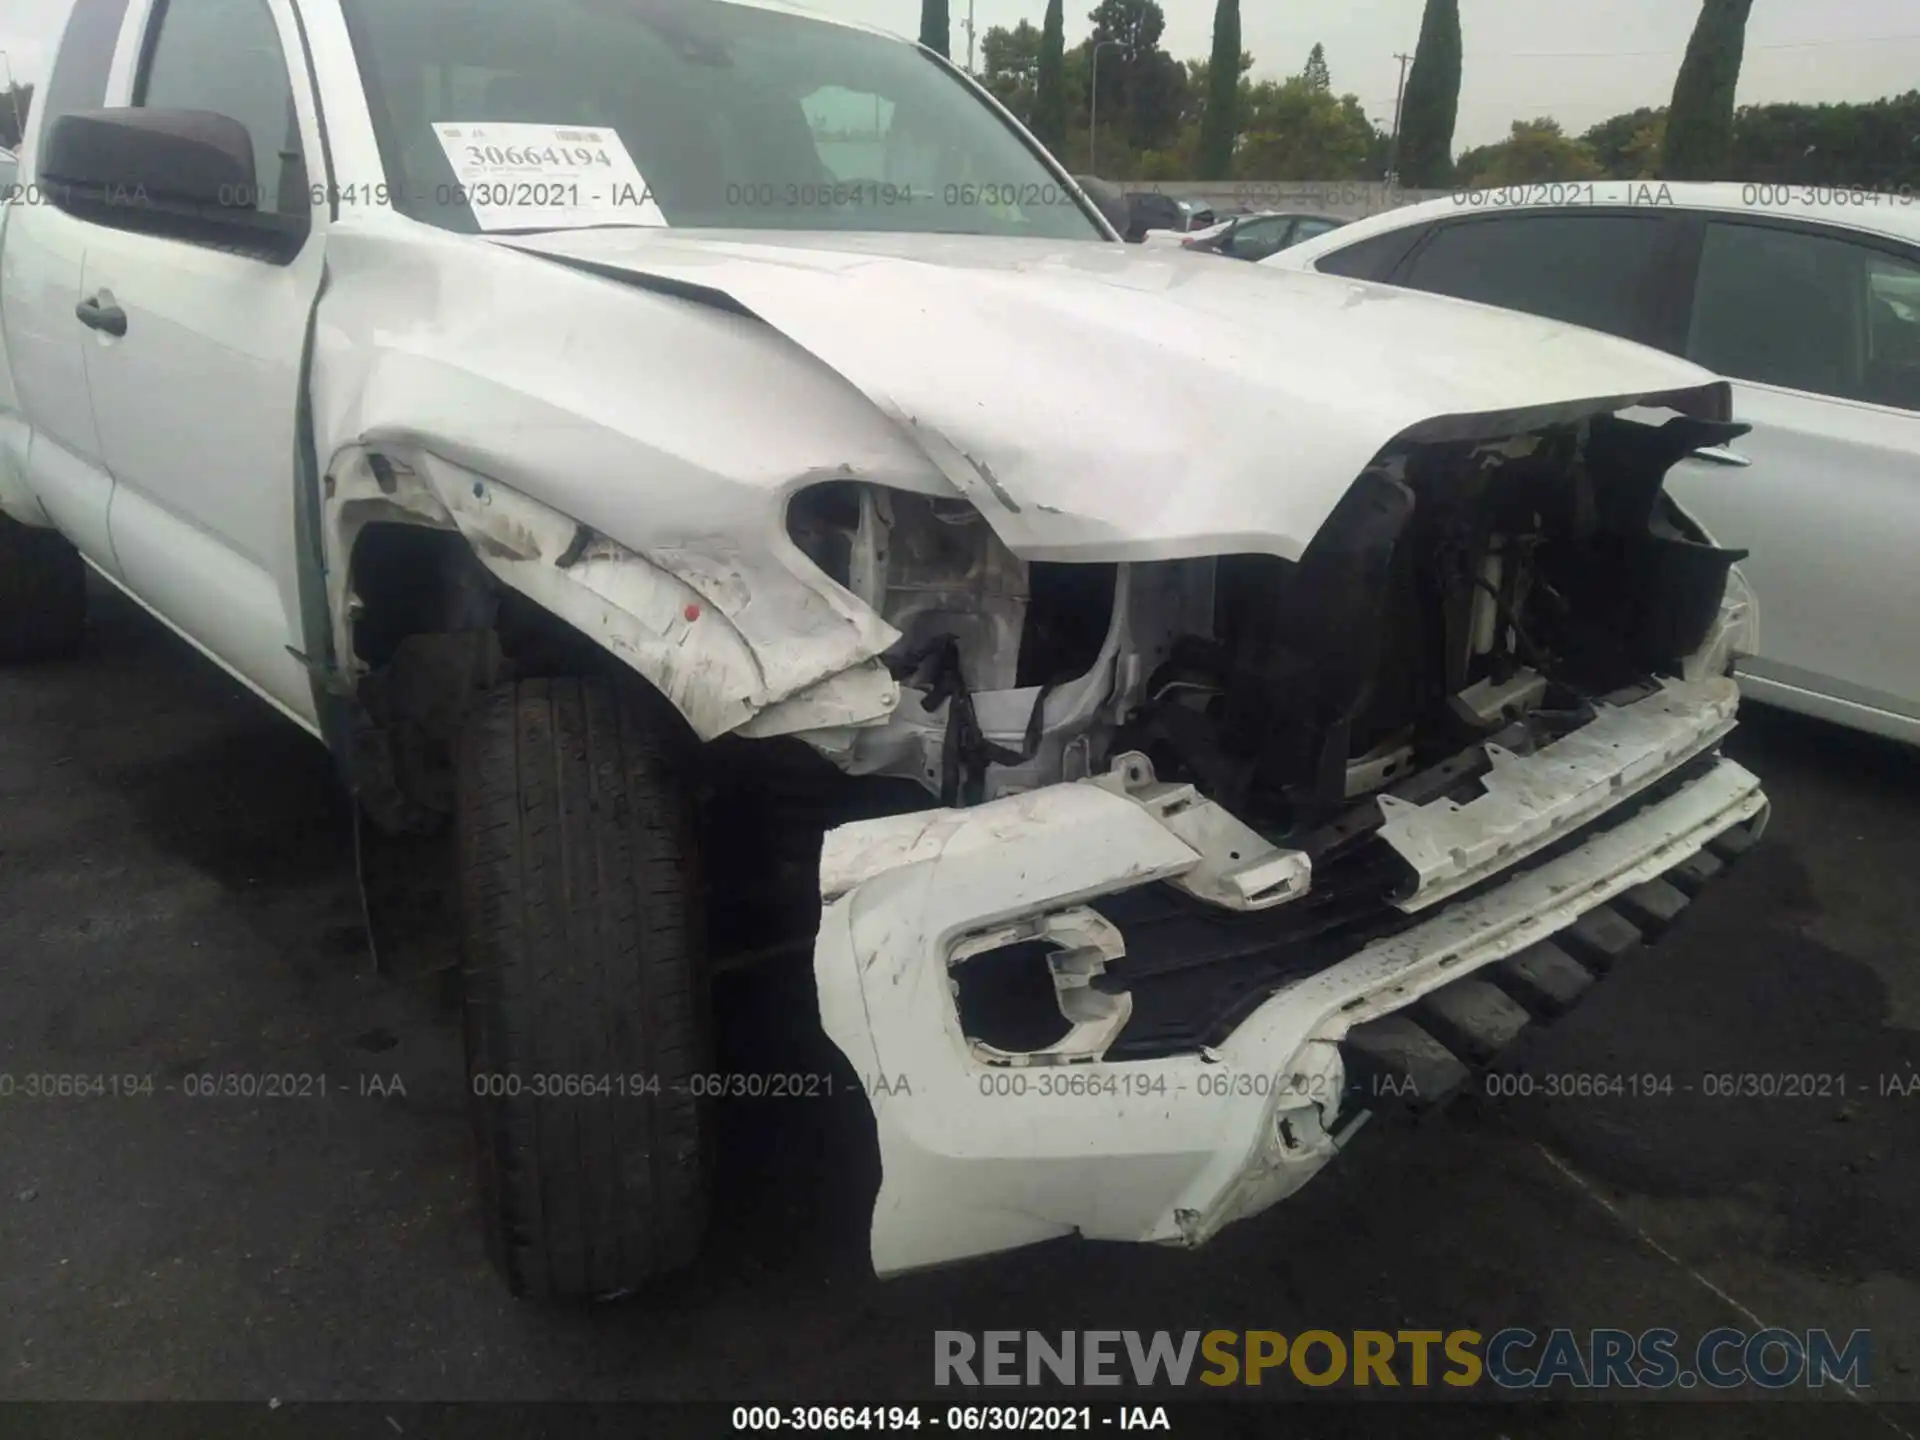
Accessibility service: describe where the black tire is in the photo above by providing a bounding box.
[0,513,86,663]
[456,675,711,1299]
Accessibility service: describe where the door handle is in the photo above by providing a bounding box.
[75,293,127,337]
[1690,445,1752,468]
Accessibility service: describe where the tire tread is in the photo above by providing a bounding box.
[457,675,708,1300]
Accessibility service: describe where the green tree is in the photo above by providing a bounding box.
[1456,119,1603,186]
[1582,92,1920,187]
[1086,0,1187,157]
[981,22,1043,125]
[1729,91,1920,188]
[1302,42,1331,93]
[1033,0,1068,152]
[1581,106,1667,177]
[1195,0,1241,177]
[1397,0,1462,186]
[919,0,950,59]
[1662,0,1755,180]
[1238,77,1379,181]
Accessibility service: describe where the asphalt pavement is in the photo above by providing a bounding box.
[2,580,1917,1434]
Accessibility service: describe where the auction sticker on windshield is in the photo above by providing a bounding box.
[430,122,666,231]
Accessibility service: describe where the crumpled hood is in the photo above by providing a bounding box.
[501,229,1731,561]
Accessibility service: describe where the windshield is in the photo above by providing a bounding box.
[336,0,1104,240]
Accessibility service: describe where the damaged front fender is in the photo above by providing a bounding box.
[320,445,900,738]
[306,221,965,739]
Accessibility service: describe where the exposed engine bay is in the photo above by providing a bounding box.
[800,408,1764,1275]
[785,410,1749,842]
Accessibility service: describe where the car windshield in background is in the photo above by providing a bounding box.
[336,0,1103,240]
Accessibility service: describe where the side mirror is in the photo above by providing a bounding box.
[41,108,307,261]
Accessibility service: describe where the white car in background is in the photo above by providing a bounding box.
[1266,182,1920,746]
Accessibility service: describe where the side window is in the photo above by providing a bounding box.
[1223,216,1290,262]
[1865,253,1920,410]
[1399,214,1675,344]
[33,0,136,174]
[137,0,308,218]
[1312,225,1429,281]
[1688,220,1920,411]
[1290,217,1343,247]
[1128,194,1176,234]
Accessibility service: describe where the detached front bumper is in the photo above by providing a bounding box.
[814,681,1766,1277]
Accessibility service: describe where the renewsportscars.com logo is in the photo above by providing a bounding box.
[934,1328,1872,1391]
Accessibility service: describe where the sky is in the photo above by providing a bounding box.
[2,0,1916,149]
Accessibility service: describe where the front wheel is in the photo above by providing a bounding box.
[0,514,86,663]
[455,676,711,1299]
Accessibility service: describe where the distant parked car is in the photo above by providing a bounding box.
[1266,181,1920,746]
[1071,174,1130,238]
[1123,191,1214,243]
[1182,211,1349,262]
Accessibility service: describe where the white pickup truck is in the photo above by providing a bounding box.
[0,0,1767,1301]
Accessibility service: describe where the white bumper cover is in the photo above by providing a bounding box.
[814,682,1765,1277]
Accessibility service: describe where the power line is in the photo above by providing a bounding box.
[1487,33,1920,59]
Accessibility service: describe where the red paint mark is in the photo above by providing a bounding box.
[684,603,702,622]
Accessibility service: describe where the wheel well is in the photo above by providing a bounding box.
[347,519,694,689]
[343,520,698,835]
[345,519,923,975]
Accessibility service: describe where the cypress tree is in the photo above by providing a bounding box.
[1033,0,1068,152]
[919,0,950,59]
[1195,0,1242,179]
[1397,0,1462,187]
[1303,42,1331,93]
[1662,0,1755,180]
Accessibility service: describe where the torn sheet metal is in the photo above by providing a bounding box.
[306,219,957,738]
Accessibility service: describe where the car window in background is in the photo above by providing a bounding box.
[1291,217,1344,246]
[1310,224,1429,281]
[337,0,1100,239]
[1222,215,1290,261]
[1689,221,1920,412]
[1865,253,1920,408]
[1126,193,1179,236]
[1399,213,1673,344]
[137,0,308,218]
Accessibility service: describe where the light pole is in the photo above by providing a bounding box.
[1088,39,1125,174]
[1386,51,1413,184]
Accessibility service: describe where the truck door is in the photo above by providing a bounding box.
[77,0,330,727]
[0,0,134,574]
